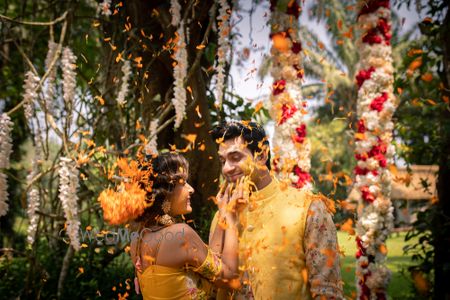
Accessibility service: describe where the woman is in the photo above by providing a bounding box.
[99,152,243,299]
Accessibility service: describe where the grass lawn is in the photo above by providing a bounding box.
[338,231,418,299]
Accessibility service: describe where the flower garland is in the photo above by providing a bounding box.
[0,114,13,217]
[145,119,159,155]
[214,0,231,108]
[269,0,311,189]
[354,1,397,299]
[116,60,131,106]
[43,40,59,112]
[170,0,188,129]
[26,173,40,245]
[61,47,77,107]
[59,157,81,251]
[22,71,40,120]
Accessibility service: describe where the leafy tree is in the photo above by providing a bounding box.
[393,0,450,298]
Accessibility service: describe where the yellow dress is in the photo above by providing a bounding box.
[135,234,221,300]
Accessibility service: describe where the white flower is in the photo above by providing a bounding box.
[22,71,40,120]
[145,119,159,155]
[214,0,231,107]
[61,47,77,106]
[58,157,80,251]
[98,0,112,16]
[0,173,9,217]
[26,186,40,245]
[0,114,14,169]
[0,113,13,218]
[43,40,59,111]
[170,0,181,26]
[116,60,131,106]
[171,20,188,129]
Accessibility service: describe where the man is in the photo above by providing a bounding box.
[209,121,343,300]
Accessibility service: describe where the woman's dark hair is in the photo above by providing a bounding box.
[211,121,271,170]
[135,152,189,226]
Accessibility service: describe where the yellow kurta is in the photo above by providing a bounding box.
[211,179,314,300]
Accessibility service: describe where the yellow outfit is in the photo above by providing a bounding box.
[211,178,314,300]
[135,234,221,299]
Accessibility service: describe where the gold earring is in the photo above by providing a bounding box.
[158,200,174,225]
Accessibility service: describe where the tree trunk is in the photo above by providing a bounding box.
[434,6,450,300]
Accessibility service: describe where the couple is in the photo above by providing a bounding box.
[100,121,343,299]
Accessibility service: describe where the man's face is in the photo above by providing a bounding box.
[218,137,256,183]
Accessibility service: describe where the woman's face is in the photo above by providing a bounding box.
[167,178,194,216]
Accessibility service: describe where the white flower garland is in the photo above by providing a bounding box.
[214,0,231,108]
[0,114,13,217]
[26,172,40,245]
[61,47,77,106]
[116,60,131,106]
[170,0,188,129]
[43,40,59,112]
[145,119,159,155]
[22,71,40,120]
[354,1,397,298]
[58,157,81,251]
[269,1,311,189]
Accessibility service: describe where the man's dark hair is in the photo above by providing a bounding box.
[211,121,271,170]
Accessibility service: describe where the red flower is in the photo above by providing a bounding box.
[358,0,390,17]
[292,41,302,54]
[279,103,297,125]
[355,153,368,161]
[355,166,369,175]
[293,165,311,188]
[357,119,367,133]
[374,154,387,168]
[356,67,375,88]
[293,124,307,143]
[356,236,366,254]
[370,92,388,112]
[361,186,375,203]
[369,142,387,157]
[362,28,383,45]
[273,79,286,96]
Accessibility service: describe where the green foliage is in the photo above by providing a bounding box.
[393,0,450,297]
[309,119,355,222]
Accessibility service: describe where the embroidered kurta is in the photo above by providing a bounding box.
[210,178,343,300]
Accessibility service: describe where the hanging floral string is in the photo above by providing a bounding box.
[269,0,311,189]
[61,47,77,106]
[214,0,231,108]
[26,173,40,245]
[22,71,40,120]
[116,60,131,106]
[0,114,14,217]
[43,40,59,112]
[58,157,81,251]
[354,0,397,298]
[145,119,159,155]
[170,0,188,129]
